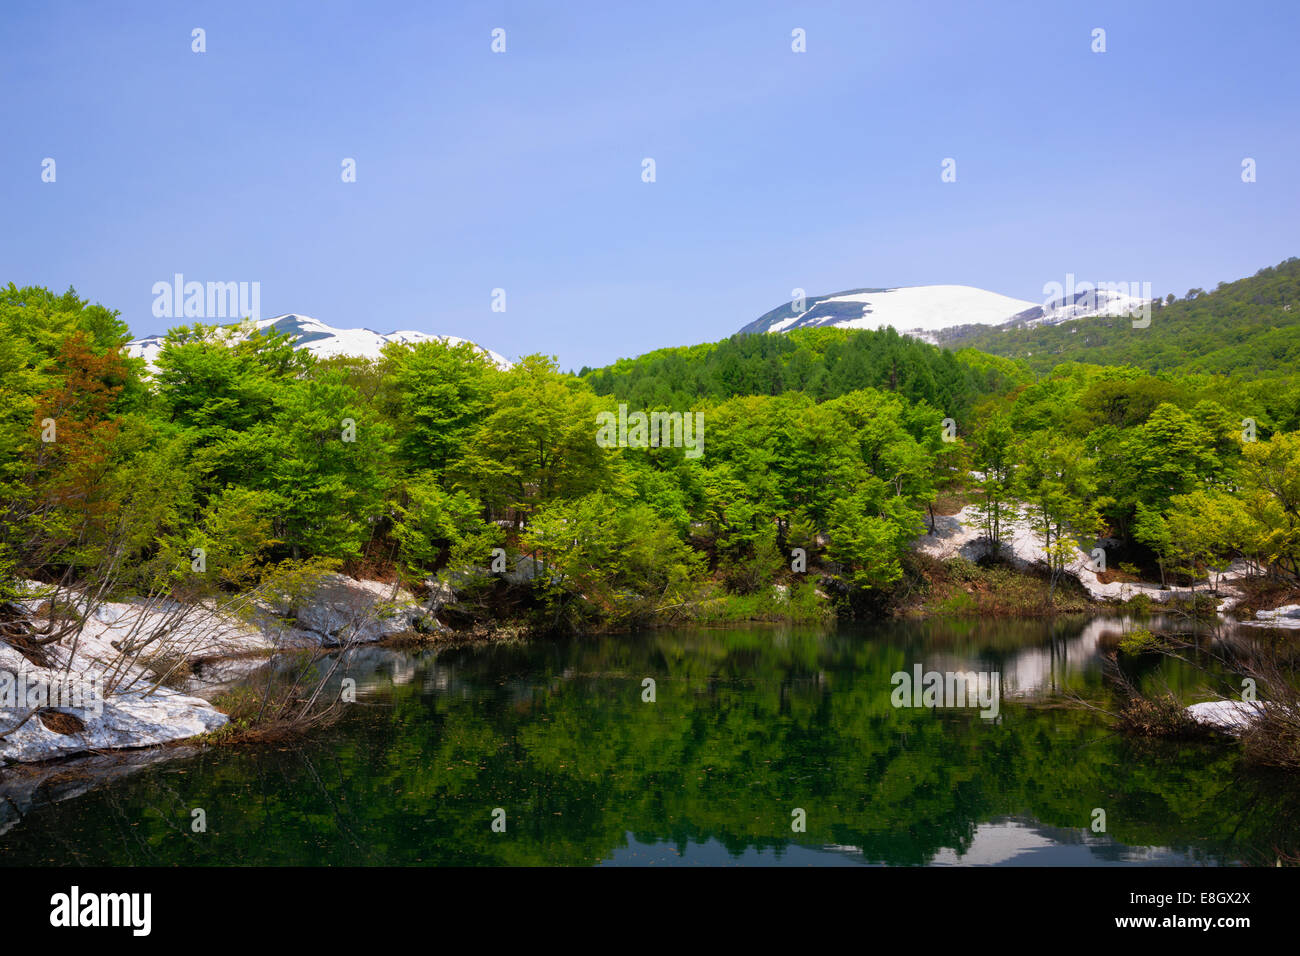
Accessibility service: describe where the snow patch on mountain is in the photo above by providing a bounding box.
[127,314,510,370]
[1008,288,1152,328]
[741,286,1039,340]
[740,283,1153,341]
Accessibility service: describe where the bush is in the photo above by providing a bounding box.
[1117,694,1214,738]
[719,541,785,595]
[692,581,832,625]
[1121,593,1154,616]
[523,492,704,630]
[1118,627,1159,656]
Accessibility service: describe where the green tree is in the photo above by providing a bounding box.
[970,414,1019,551]
[523,491,702,628]
[1014,432,1103,595]
[381,340,498,478]
[457,356,615,526]
[1239,432,1300,579]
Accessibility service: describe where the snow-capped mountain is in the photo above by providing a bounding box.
[738,284,1151,342]
[127,314,510,370]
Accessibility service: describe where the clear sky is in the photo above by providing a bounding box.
[2,0,1297,370]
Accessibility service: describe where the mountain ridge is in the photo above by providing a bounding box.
[739,283,1150,342]
[127,313,510,370]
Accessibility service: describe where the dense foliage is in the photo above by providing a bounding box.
[581,326,1028,421]
[5,260,1300,631]
[0,287,958,628]
[965,362,1300,585]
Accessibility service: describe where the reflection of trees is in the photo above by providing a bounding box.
[0,622,1295,866]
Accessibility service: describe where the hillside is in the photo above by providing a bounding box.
[941,258,1300,377]
[581,325,1029,421]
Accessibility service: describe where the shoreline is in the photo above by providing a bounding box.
[1,532,1292,769]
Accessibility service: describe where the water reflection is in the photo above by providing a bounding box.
[0,616,1294,865]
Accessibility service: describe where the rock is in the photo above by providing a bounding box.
[503,555,545,585]
[819,574,848,594]
[423,579,458,610]
[411,614,451,636]
[285,574,425,645]
[0,646,228,764]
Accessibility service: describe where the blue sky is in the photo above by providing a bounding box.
[2,0,1297,369]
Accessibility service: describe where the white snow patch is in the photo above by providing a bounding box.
[913,504,1251,606]
[1,574,440,762]
[1185,700,1266,734]
[812,286,1038,333]
[128,314,510,371]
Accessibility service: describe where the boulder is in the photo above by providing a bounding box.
[503,555,545,585]
[423,579,458,610]
[285,575,426,645]
[0,646,227,764]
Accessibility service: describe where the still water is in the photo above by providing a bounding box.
[1,616,1295,865]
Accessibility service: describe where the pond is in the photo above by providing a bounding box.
[1,616,1295,865]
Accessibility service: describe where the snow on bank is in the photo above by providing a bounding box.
[913,504,1249,609]
[912,505,1296,738]
[0,641,228,764]
[0,574,434,764]
[1248,604,1300,629]
[1185,700,1266,734]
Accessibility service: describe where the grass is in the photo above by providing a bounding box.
[903,554,1099,617]
[689,581,834,625]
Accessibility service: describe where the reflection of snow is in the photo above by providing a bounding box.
[997,616,1125,699]
[1243,604,1300,629]
[822,817,1190,865]
[930,819,1184,865]
[923,616,1129,700]
[932,820,1060,865]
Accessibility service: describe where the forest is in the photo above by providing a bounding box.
[4,262,1300,638]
